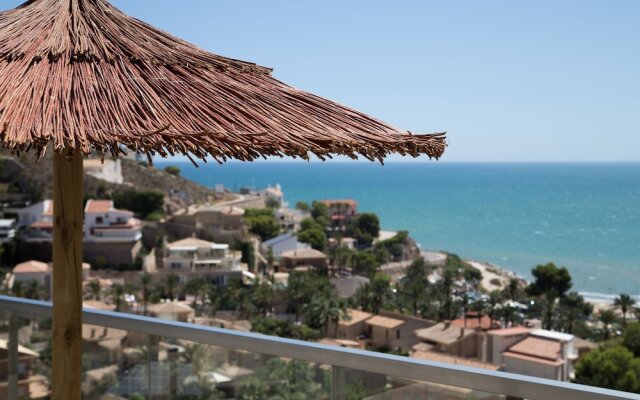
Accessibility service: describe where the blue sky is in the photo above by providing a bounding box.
[4,1,640,161]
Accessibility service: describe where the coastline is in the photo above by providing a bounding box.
[451,253,637,307]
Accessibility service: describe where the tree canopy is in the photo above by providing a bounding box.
[244,208,280,241]
[574,345,640,393]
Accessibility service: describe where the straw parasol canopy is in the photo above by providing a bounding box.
[0,1,446,399]
[0,0,446,163]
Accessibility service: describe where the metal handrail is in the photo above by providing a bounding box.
[1,295,638,400]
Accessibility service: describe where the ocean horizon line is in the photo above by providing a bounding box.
[153,158,640,165]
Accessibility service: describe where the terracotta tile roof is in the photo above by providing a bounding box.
[321,199,358,207]
[166,237,220,249]
[487,326,531,336]
[366,315,404,329]
[13,260,49,273]
[85,199,113,213]
[502,351,564,367]
[340,309,373,326]
[507,336,561,361]
[29,221,53,229]
[411,351,500,371]
[415,323,474,345]
[281,248,327,259]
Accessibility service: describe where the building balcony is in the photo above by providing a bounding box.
[0,295,636,400]
[87,227,142,242]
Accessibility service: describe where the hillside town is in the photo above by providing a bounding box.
[0,157,638,399]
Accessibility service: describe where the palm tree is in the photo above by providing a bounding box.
[597,309,617,340]
[500,304,518,328]
[458,293,470,328]
[139,272,152,316]
[110,284,125,312]
[206,286,221,317]
[185,276,207,315]
[613,294,636,325]
[305,295,347,336]
[88,279,101,300]
[505,278,519,302]
[487,290,502,328]
[252,280,274,317]
[165,273,180,301]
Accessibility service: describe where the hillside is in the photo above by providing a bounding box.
[0,153,230,212]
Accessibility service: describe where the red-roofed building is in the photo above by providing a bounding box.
[501,330,577,381]
[320,199,359,226]
[486,326,531,364]
[84,199,141,242]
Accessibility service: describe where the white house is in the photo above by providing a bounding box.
[9,200,54,241]
[262,232,310,258]
[0,219,16,243]
[11,200,53,228]
[11,260,50,286]
[275,208,308,232]
[164,237,241,271]
[84,200,142,242]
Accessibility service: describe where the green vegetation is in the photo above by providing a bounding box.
[527,262,572,330]
[234,240,256,270]
[574,345,640,393]
[372,230,410,263]
[614,294,636,325]
[163,165,181,176]
[442,253,482,283]
[348,212,380,246]
[556,292,593,336]
[244,208,280,241]
[265,197,280,209]
[251,317,320,341]
[112,189,164,220]
[397,257,431,316]
[352,273,393,314]
[350,249,379,277]
[298,217,327,251]
[310,201,330,228]
[237,359,328,400]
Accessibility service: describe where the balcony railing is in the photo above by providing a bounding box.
[0,295,637,400]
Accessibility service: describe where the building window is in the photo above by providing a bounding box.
[96,217,103,224]
[396,329,400,339]
[171,263,181,269]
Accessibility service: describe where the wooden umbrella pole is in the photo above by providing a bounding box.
[52,149,83,400]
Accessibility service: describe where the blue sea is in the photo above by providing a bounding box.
[157,161,640,297]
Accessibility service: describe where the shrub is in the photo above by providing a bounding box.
[164,165,181,176]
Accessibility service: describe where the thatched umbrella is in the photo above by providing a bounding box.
[0,0,446,398]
